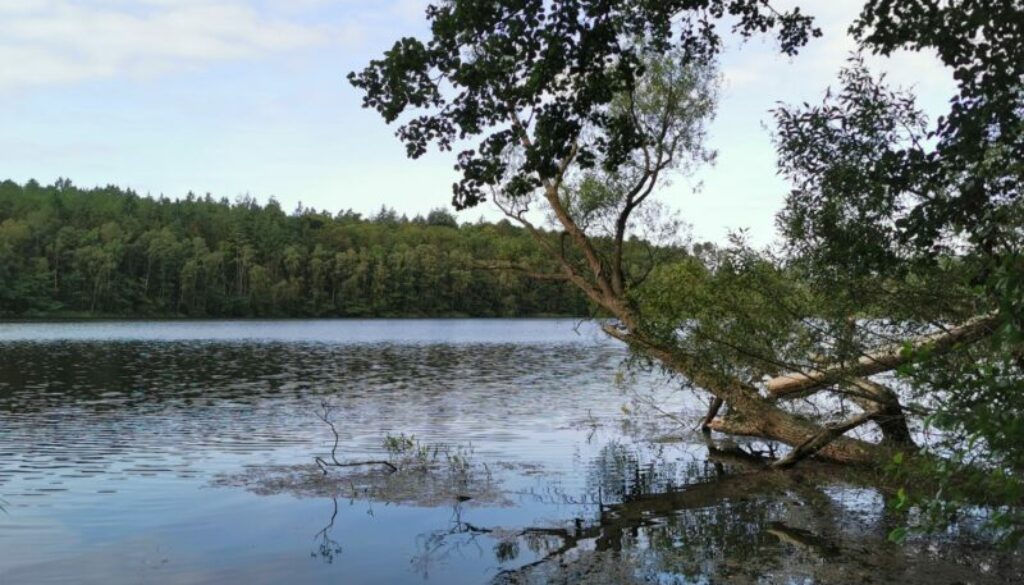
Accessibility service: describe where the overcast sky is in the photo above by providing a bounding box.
[0,0,954,245]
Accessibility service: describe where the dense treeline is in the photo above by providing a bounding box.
[0,179,591,318]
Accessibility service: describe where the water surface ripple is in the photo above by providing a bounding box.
[0,319,1019,584]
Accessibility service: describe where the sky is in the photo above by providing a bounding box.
[0,0,955,246]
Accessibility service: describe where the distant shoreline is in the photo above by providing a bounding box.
[0,313,591,324]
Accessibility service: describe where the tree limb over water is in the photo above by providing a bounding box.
[351,0,1024,539]
[765,315,1000,400]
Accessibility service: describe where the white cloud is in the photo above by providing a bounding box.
[390,0,428,23]
[721,0,953,97]
[0,1,355,89]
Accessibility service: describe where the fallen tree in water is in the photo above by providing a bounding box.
[349,2,1022,538]
[220,435,1022,585]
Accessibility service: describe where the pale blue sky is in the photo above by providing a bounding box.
[0,0,953,245]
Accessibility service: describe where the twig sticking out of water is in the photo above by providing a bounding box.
[314,400,397,475]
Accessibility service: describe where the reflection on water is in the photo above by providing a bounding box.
[0,319,1020,584]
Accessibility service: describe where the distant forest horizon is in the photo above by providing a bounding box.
[0,178,655,319]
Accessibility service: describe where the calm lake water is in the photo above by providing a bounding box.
[0,319,1020,584]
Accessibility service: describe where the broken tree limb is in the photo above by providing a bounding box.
[766,314,999,399]
[315,457,398,475]
[772,411,876,469]
[314,400,397,475]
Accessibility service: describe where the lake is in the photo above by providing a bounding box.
[0,319,1019,584]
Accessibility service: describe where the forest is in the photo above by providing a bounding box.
[0,2,1022,583]
[0,179,593,318]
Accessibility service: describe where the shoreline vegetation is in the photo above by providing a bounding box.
[0,313,587,322]
[0,178,627,320]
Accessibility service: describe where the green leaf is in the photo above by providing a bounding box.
[888,527,909,544]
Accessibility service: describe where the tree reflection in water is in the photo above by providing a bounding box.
[293,439,1022,584]
[312,497,343,564]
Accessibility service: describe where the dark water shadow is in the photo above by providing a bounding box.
[216,440,1024,585]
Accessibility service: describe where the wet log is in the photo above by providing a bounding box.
[772,411,876,468]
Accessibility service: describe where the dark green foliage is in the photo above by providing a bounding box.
[349,0,818,209]
[773,0,1024,541]
[775,58,930,275]
[776,0,1023,293]
[853,0,1023,251]
[0,179,589,318]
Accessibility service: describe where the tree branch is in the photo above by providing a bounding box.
[772,411,876,469]
[508,112,624,319]
[766,314,999,399]
[314,401,397,474]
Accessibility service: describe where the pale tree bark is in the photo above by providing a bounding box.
[765,315,998,399]
[496,99,940,469]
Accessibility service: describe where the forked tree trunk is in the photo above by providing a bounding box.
[846,378,915,447]
[604,326,890,466]
[512,159,919,468]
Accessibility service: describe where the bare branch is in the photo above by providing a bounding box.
[772,411,876,469]
[314,400,397,475]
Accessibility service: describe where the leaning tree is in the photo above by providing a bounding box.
[350,0,1020,469]
[771,0,1022,533]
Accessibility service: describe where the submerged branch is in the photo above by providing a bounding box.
[314,401,397,475]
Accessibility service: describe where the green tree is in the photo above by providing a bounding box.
[349,0,1021,498]
[0,179,601,319]
[771,0,1024,540]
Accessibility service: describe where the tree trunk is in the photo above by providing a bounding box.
[603,325,889,465]
[701,397,723,434]
[846,378,915,447]
[766,315,998,399]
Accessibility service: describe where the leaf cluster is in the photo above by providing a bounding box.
[349,0,818,209]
